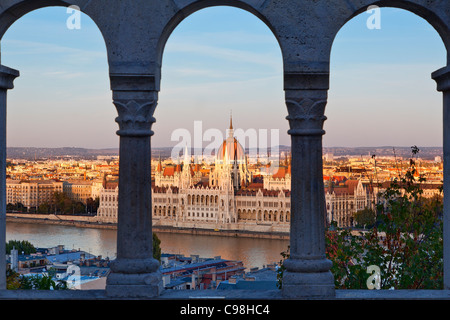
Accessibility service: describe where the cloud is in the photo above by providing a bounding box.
[164,41,282,71]
[2,39,107,66]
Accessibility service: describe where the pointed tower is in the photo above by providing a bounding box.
[157,154,163,173]
[227,110,234,140]
[183,145,191,167]
[219,146,232,190]
[229,110,233,130]
[155,154,163,187]
[102,173,107,189]
[181,145,192,188]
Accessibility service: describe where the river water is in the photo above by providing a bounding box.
[6,221,289,270]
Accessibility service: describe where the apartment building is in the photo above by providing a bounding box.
[63,180,103,205]
[6,179,63,210]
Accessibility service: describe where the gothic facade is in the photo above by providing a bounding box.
[325,179,374,228]
[98,119,292,228]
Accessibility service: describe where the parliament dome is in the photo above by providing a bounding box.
[216,114,245,163]
[216,137,245,162]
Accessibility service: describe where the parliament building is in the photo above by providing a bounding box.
[97,118,373,231]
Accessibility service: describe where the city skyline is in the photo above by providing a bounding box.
[1,6,446,149]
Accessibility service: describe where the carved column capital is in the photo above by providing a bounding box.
[284,71,329,137]
[286,97,327,136]
[0,65,19,90]
[113,95,157,137]
[432,66,450,92]
[110,73,159,137]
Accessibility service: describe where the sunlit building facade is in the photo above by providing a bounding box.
[97,119,291,229]
[325,179,374,228]
[6,179,63,210]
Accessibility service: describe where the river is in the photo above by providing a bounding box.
[6,221,289,270]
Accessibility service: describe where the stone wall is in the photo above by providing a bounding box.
[6,212,95,223]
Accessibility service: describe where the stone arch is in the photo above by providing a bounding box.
[155,1,283,71]
[0,1,110,55]
[328,1,450,63]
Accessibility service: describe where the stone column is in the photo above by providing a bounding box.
[0,65,19,290]
[105,74,162,298]
[432,66,450,289]
[281,72,335,298]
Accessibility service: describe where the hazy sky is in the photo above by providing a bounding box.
[0,6,446,149]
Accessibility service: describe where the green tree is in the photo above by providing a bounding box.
[37,202,50,214]
[370,146,443,289]
[52,192,73,214]
[6,269,21,290]
[276,246,290,289]
[52,192,78,214]
[18,273,68,290]
[18,203,27,213]
[353,207,377,229]
[86,197,100,213]
[8,202,27,213]
[6,240,36,255]
[153,232,162,262]
[74,201,86,214]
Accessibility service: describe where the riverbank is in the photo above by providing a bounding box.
[6,213,289,240]
[6,214,116,230]
[153,225,289,240]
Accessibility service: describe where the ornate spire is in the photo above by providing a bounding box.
[157,154,162,172]
[229,110,233,130]
[228,111,234,139]
[183,145,191,165]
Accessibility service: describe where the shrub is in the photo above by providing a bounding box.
[278,146,443,289]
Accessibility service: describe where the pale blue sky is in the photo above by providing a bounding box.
[0,6,446,149]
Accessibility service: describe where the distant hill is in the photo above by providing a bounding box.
[322,146,443,160]
[6,146,182,161]
[7,147,119,160]
[6,145,442,161]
